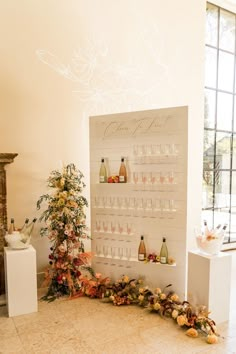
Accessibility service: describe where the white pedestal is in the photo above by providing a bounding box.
[4,245,38,317]
[187,250,232,324]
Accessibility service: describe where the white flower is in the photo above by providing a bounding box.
[177,315,186,326]
[154,302,161,311]
[138,295,144,302]
[155,288,162,294]
[58,244,66,253]
[172,309,179,319]
[170,294,179,302]
[160,293,166,300]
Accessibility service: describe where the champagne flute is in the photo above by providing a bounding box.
[126,248,131,261]
[111,247,117,259]
[103,245,109,258]
[96,245,101,257]
[133,145,139,163]
[103,221,109,233]
[95,220,101,233]
[133,172,139,184]
[118,247,123,260]
[111,221,117,234]
[127,222,133,235]
[142,172,147,185]
[168,171,174,184]
[160,172,165,184]
[118,222,124,234]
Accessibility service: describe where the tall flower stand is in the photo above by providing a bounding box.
[4,245,38,317]
[187,250,232,324]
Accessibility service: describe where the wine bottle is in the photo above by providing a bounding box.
[99,158,107,183]
[212,224,221,235]
[8,218,15,234]
[203,220,209,236]
[21,218,37,243]
[119,157,127,183]
[26,218,37,236]
[160,237,168,264]
[138,235,146,261]
[20,218,29,233]
[217,224,227,237]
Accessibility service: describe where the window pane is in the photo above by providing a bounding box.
[205,47,217,88]
[214,171,230,231]
[217,92,233,130]
[213,207,230,240]
[218,51,234,92]
[204,130,215,166]
[216,132,231,169]
[219,9,236,52]
[206,3,218,46]
[234,96,236,130]
[232,134,236,168]
[204,89,216,128]
[230,171,236,241]
[202,170,214,209]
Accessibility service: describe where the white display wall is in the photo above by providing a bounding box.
[89,106,188,298]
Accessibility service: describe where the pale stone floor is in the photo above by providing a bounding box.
[0,251,236,354]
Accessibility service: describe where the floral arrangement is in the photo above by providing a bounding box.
[37,163,92,301]
[77,274,219,344]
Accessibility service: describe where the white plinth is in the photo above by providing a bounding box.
[4,245,38,317]
[187,250,232,324]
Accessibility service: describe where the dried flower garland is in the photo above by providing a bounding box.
[77,274,219,345]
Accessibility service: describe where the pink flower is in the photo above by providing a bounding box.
[95,273,102,279]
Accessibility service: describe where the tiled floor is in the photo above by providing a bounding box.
[0,251,235,354]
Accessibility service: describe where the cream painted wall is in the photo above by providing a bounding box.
[0,0,205,275]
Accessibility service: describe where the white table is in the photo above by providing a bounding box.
[4,245,38,317]
[187,250,232,324]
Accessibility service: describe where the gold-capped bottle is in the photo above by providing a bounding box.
[119,157,127,183]
[160,237,168,264]
[138,235,146,261]
[8,218,15,234]
[25,218,37,237]
[203,220,209,236]
[20,218,29,233]
[99,158,107,183]
[21,218,37,243]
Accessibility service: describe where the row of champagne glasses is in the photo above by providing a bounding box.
[133,144,179,163]
[93,196,177,214]
[95,245,135,260]
[94,220,134,235]
[133,171,176,185]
